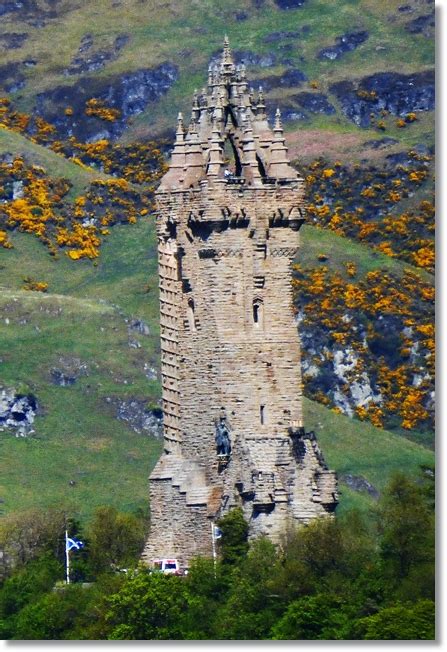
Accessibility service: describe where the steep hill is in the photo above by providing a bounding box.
[0,0,435,523]
[1,0,434,155]
[0,199,434,520]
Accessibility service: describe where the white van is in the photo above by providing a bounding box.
[152,558,181,575]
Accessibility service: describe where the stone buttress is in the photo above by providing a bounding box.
[142,39,337,568]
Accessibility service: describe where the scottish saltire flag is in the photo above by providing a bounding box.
[213,526,223,539]
[66,536,84,552]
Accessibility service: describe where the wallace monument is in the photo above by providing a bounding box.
[142,39,338,568]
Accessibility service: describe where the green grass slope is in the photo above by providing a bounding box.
[2,0,434,154]
[0,209,434,521]
[0,126,103,196]
[303,397,433,514]
[0,288,162,521]
[300,224,433,282]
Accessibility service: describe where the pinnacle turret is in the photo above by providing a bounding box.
[268,107,296,179]
[221,35,235,75]
[274,107,283,131]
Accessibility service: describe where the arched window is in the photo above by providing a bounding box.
[223,136,242,177]
[256,154,267,178]
[187,299,196,331]
[253,298,264,327]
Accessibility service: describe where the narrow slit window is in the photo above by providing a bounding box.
[187,299,196,332]
[253,299,264,327]
[260,405,265,425]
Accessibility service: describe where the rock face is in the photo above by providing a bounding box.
[113,399,163,438]
[0,61,26,93]
[293,92,336,115]
[363,137,399,149]
[318,31,368,60]
[0,33,28,50]
[257,68,308,92]
[142,41,337,569]
[50,370,77,387]
[64,33,130,76]
[274,0,307,8]
[330,69,435,127]
[49,357,89,387]
[263,27,310,43]
[341,474,379,499]
[35,62,179,141]
[0,388,37,437]
[210,49,277,69]
[405,13,435,36]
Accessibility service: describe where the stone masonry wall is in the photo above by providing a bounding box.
[142,42,337,567]
[143,179,337,566]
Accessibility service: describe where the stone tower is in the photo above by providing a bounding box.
[142,39,337,568]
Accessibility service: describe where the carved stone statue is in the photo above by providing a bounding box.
[215,417,231,456]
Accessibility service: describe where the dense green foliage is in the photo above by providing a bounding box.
[0,471,435,640]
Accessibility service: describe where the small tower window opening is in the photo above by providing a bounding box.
[260,405,265,425]
[187,298,196,331]
[176,250,183,281]
[256,154,267,178]
[253,298,264,327]
[223,136,242,177]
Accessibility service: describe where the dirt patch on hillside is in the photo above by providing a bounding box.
[287,129,401,163]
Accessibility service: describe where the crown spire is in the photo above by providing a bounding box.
[176,112,184,133]
[160,37,299,188]
[274,107,283,131]
[221,35,235,76]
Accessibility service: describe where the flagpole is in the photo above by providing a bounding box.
[211,523,217,577]
[65,529,70,585]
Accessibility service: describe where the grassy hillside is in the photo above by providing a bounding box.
[0,218,160,325]
[0,286,162,520]
[0,200,434,521]
[304,397,433,514]
[0,126,102,196]
[0,0,435,525]
[2,0,434,152]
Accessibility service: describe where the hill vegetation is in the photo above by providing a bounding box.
[0,0,435,639]
[0,472,435,640]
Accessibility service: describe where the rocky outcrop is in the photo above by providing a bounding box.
[0,62,26,93]
[340,474,379,499]
[274,0,307,9]
[267,91,335,124]
[0,388,38,437]
[363,137,399,149]
[0,0,74,26]
[210,49,277,69]
[318,31,368,61]
[64,33,130,76]
[263,26,310,43]
[107,398,163,438]
[256,68,308,92]
[128,319,150,336]
[35,62,179,141]
[293,92,336,115]
[330,69,435,127]
[49,356,89,387]
[268,102,306,124]
[405,13,434,36]
[0,33,28,50]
